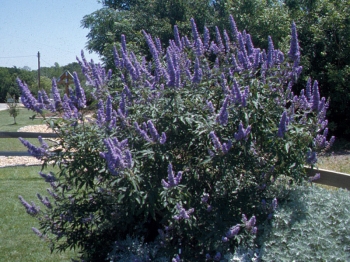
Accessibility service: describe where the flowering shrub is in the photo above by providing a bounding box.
[17,16,333,261]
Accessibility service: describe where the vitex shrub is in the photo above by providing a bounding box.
[17,16,334,261]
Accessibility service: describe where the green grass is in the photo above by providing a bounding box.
[0,109,50,152]
[0,166,78,262]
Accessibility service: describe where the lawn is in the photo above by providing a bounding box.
[0,166,78,262]
[0,109,46,152]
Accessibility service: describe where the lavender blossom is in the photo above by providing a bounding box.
[17,78,42,113]
[173,25,182,49]
[192,57,202,83]
[277,111,288,138]
[234,121,251,141]
[306,150,317,165]
[147,120,160,141]
[73,72,86,109]
[39,171,56,183]
[37,193,52,209]
[203,26,210,49]
[229,15,239,43]
[19,136,49,159]
[161,163,183,188]
[206,100,215,113]
[245,215,256,230]
[225,225,240,238]
[309,173,321,182]
[214,252,221,261]
[312,80,320,112]
[288,22,300,62]
[159,132,167,144]
[216,97,229,126]
[209,131,222,152]
[32,227,44,238]
[267,36,275,68]
[19,195,40,215]
[134,122,152,142]
[215,26,225,52]
[173,203,194,220]
[100,137,132,175]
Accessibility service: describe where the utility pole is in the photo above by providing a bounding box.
[37,51,40,90]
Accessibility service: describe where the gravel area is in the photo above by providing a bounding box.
[0,125,53,168]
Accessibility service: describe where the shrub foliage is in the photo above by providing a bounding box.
[17,16,333,261]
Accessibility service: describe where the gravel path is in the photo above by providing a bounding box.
[0,125,53,168]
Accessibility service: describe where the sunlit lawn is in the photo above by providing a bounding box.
[0,166,78,262]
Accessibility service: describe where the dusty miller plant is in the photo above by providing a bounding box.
[17,16,334,261]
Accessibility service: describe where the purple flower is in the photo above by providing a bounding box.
[173,25,182,49]
[277,111,288,138]
[215,26,225,52]
[37,193,52,209]
[100,137,132,176]
[19,136,49,159]
[173,203,194,220]
[73,72,86,108]
[288,22,300,62]
[234,121,251,141]
[147,120,160,141]
[229,15,239,43]
[203,26,210,49]
[312,80,320,112]
[306,150,317,165]
[32,227,44,238]
[216,97,229,126]
[161,163,183,188]
[159,132,167,144]
[192,57,202,83]
[19,195,40,215]
[214,252,221,261]
[267,36,275,68]
[39,171,56,183]
[245,215,256,230]
[226,224,240,238]
[209,131,222,152]
[309,173,321,182]
[17,78,42,113]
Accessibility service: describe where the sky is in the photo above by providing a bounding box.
[0,0,103,70]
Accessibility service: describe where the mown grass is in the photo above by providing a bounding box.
[0,166,78,262]
[0,109,46,151]
[317,138,350,174]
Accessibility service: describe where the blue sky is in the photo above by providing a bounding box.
[0,0,103,70]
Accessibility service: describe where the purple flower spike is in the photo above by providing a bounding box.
[214,252,221,261]
[229,15,239,43]
[73,72,86,109]
[173,203,194,220]
[161,163,182,188]
[32,227,44,238]
[306,150,318,165]
[209,131,223,152]
[147,120,160,141]
[19,136,49,160]
[19,195,40,215]
[288,22,300,62]
[226,224,240,238]
[234,121,251,141]
[192,57,202,83]
[277,111,288,138]
[309,173,321,182]
[245,215,256,230]
[216,97,229,126]
[160,132,167,144]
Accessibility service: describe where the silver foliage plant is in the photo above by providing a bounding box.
[17,16,334,261]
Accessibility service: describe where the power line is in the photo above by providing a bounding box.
[0,55,36,59]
